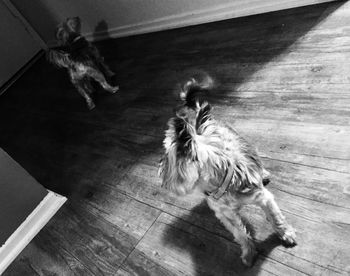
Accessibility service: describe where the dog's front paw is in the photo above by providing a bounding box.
[280,225,297,247]
[87,100,96,110]
[110,85,119,94]
[241,244,258,267]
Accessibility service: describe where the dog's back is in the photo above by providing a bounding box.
[176,76,271,188]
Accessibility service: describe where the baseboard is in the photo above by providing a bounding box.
[0,191,67,274]
[48,0,335,45]
[0,50,44,97]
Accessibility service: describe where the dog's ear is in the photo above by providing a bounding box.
[173,117,197,160]
[66,17,82,33]
[196,102,212,134]
[55,24,64,41]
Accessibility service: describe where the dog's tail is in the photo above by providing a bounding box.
[176,75,215,136]
[179,75,213,109]
[47,49,71,68]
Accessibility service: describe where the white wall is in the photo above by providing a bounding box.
[11,0,335,46]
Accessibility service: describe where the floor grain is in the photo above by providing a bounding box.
[2,1,350,275]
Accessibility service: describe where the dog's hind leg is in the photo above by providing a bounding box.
[207,199,257,266]
[85,67,119,93]
[255,188,297,246]
[82,78,95,96]
[72,79,95,110]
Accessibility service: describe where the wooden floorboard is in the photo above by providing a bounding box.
[121,212,314,276]
[2,1,350,275]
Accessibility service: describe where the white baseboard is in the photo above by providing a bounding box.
[79,0,335,43]
[0,191,67,274]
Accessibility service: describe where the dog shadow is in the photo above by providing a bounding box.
[92,20,120,63]
[162,201,284,276]
[93,20,111,43]
[82,20,118,102]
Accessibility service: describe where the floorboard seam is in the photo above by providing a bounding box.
[282,250,345,274]
[262,155,350,175]
[50,223,121,275]
[25,259,41,276]
[112,185,350,274]
[54,242,97,276]
[271,187,350,210]
[261,255,312,276]
[118,211,163,272]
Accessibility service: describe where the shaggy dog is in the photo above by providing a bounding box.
[159,77,297,266]
[47,17,119,109]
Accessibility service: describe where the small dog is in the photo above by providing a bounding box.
[159,77,297,266]
[47,17,119,109]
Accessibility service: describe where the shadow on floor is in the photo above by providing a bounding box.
[162,201,283,276]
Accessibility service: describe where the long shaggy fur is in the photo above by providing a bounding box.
[159,76,297,266]
[47,17,119,110]
[47,49,71,68]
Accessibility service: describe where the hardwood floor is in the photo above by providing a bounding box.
[2,1,350,275]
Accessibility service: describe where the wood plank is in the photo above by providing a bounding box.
[4,183,161,276]
[40,203,137,275]
[3,257,40,276]
[19,97,348,167]
[69,154,350,275]
[230,119,350,160]
[77,186,162,241]
[116,267,134,276]
[115,155,350,271]
[4,229,95,276]
[6,98,348,166]
[121,213,308,276]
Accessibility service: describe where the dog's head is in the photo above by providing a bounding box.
[55,17,82,45]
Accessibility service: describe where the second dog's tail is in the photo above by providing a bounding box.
[179,75,213,109]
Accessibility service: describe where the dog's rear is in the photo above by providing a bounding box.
[177,77,271,185]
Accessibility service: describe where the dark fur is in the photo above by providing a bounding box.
[47,17,119,109]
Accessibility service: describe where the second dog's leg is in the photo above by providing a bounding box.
[86,67,119,93]
[207,199,257,266]
[255,188,297,246]
[72,79,95,110]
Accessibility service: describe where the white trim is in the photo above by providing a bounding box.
[0,50,44,97]
[0,191,67,274]
[2,0,47,49]
[50,0,335,44]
